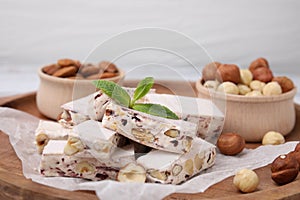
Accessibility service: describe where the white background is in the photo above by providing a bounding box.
[1,0,300,102]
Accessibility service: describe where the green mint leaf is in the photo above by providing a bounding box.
[132,77,154,105]
[93,80,131,107]
[132,103,179,120]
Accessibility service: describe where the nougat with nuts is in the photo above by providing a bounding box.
[59,88,156,128]
[102,102,198,154]
[40,140,135,181]
[35,120,74,154]
[140,94,224,144]
[137,137,216,184]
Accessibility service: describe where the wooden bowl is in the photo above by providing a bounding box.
[36,67,125,120]
[195,79,297,142]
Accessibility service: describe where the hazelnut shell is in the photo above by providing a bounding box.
[202,62,221,81]
[295,142,300,152]
[217,133,245,155]
[271,154,299,185]
[272,76,294,93]
[216,64,241,84]
[252,67,273,83]
[249,57,269,73]
[288,151,300,171]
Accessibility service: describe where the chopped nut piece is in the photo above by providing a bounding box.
[131,128,155,143]
[35,133,49,154]
[64,137,85,155]
[117,163,146,183]
[164,129,180,138]
[75,162,95,174]
[149,169,168,181]
[184,159,194,176]
[172,164,183,176]
[194,153,204,170]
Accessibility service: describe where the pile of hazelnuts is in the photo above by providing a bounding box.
[202,58,295,96]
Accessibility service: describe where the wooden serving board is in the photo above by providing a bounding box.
[0,80,300,200]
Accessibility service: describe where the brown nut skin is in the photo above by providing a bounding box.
[295,142,300,152]
[217,133,245,156]
[249,57,269,73]
[271,154,299,185]
[272,76,294,93]
[288,151,300,171]
[216,64,241,84]
[202,62,221,81]
[99,61,119,73]
[252,67,273,83]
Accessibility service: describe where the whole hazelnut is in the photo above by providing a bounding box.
[217,133,245,155]
[202,62,221,81]
[238,84,251,95]
[263,82,282,96]
[271,154,299,185]
[272,76,294,93]
[288,151,300,171]
[240,69,253,86]
[249,80,266,92]
[249,57,269,73]
[217,82,239,95]
[233,169,259,193]
[252,67,273,83]
[245,90,263,97]
[216,64,241,84]
[262,131,285,145]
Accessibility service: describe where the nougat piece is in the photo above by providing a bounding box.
[141,94,224,144]
[102,102,197,154]
[66,120,129,159]
[40,140,135,181]
[35,120,73,154]
[137,138,216,184]
[59,88,156,128]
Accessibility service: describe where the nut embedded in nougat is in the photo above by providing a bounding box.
[216,64,241,84]
[64,137,85,155]
[117,163,146,183]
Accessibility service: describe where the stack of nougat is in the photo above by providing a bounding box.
[36,88,223,184]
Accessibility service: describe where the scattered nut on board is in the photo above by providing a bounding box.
[262,131,285,145]
[271,154,299,185]
[216,133,245,156]
[233,169,259,193]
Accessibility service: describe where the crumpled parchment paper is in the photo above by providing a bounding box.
[0,107,297,200]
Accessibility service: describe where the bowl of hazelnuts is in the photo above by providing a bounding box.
[195,58,297,142]
[36,58,125,120]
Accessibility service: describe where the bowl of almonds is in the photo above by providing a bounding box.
[195,58,297,142]
[37,58,125,120]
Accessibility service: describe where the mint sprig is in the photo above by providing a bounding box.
[131,77,154,106]
[132,103,179,120]
[93,77,179,120]
[93,79,131,107]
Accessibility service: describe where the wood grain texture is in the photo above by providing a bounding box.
[0,80,299,200]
